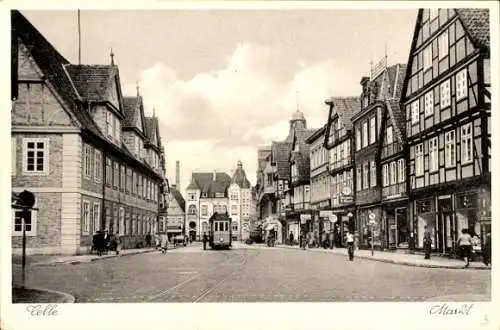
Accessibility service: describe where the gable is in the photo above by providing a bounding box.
[136,105,143,131]
[108,77,120,111]
[18,42,44,80]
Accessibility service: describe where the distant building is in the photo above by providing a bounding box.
[228,161,252,240]
[163,161,185,240]
[185,171,232,240]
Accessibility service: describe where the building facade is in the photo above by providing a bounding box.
[11,11,167,255]
[401,8,491,253]
[185,171,232,240]
[163,161,185,240]
[306,126,332,244]
[228,161,252,240]
[323,97,360,246]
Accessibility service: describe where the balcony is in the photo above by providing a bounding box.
[381,143,403,159]
[382,183,406,200]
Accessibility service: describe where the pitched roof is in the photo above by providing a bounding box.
[144,116,162,148]
[65,64,116,103]
[231,164,251,189]
[291,128,317,182]
[271,141,292,179]
[456,9,490,49]
[327,97,361,129]
[122,96,146,133]
[11,10,104,135]
[186,172,232,197]
[170,186,186,213]
[385,99,406,143]
[305,125,326,143]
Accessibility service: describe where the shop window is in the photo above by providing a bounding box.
[416,199,434,249]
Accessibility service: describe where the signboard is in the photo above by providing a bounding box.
[368,213,376,220]
[319,210,334,218]
[341,196,353,204]
[300,214,311,221]
[329,215,338,223]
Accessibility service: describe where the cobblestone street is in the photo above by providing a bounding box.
[12,244,491,303]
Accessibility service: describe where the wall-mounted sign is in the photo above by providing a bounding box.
[319,210,334,218]
[341,196,353,204]
[300,214,311,221]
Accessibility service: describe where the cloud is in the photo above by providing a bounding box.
[123,42,361,192]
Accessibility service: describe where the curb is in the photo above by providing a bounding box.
[275,245,490,270]
[13,286,75,303]
[32,249,157,266]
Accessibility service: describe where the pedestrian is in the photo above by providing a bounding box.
[145,232,152,248]
[103,230,110,254]
[346,230,355,261]
[203,232,208,250]
[423,225,432,260]
[289,231,294,246]
[457,228,473,268]
[160,233,168,254]
[115,235,122,256]
[483,233,491,267]
[329,230,334,249]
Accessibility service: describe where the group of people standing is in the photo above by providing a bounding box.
[92,230,121,256]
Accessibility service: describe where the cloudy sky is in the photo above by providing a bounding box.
[21,8,417,195]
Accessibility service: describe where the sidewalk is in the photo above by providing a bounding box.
[274,244,490,269]
[13,247,157,266]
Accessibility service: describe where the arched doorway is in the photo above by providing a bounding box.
[189,221,196,241]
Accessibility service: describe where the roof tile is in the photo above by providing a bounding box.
[456,9,490,49]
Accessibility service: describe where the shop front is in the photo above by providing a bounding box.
[356,206,382,249]
[328,207,355,247]
[382,199,409,250]
[412,185,490,255]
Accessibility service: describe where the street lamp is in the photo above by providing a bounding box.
[368,212,376,256]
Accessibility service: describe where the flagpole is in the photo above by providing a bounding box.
[78,9,81,65]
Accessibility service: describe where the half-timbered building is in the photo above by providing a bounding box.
[323,97,360,246]
[401,9,491,254]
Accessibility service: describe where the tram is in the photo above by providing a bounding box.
[208,212,232,249]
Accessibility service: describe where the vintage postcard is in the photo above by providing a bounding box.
[1,1,498,330]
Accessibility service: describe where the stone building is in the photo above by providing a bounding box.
[185,171,232,240]
[11,11,167,255]
[228,161,252,240]
[163,161,185,240]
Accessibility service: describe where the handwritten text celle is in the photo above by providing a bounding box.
[26,304,58,316]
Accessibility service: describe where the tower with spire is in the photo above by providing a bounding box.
[228,160,252,241]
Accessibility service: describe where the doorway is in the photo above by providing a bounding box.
[437,197,454,254]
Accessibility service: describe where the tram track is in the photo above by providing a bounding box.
[146,248,260,302]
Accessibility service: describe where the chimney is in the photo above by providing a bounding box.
[175,161,180,190]
[213,170,217,181]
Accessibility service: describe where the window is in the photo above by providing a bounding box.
[132,171,137,194]
[12,209,37,236]
[363,163,369,189]
[94,150,102,183]
[411,100,420,124]
[143,177,147,197]
[188,205,197,215]
[456,69,468,101]
[84,144,92,178]
[429,137,439,172]
[370,161,376,187]
[438,30,449,59]
[398,159,405,183]
[201,205,208,216]
[415,144,424,176]
[113,162,119,187]
[232,221,238,232]
[382,164,389,187]
[356,128,361,151]
[362,121,368,147]
[231,205,238,215]
[106,158,112,185]
[11,137,16,175]
[386,126,393,145]
[445,130,456,167]
[424,91,434,116]
[120,165,126,190]
[82,200,90,234]
[461,123,473,164]
[23,138,49,174]
[369,117,376,144]
[390,162,397,185]
[93,203,100,233]
[423,45,432,71]
[440,80,451,108]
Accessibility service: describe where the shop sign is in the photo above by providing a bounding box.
[319,210,334,217]
[341,196,353,204]
[342,216,350,222]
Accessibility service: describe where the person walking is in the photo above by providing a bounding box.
[423,225,432,259]
[346,231,355,261]
[160,233,168,254]
[329,230,335,249]
[203,232,208,250]
[289,231,294,246]
[457,228,473,268]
